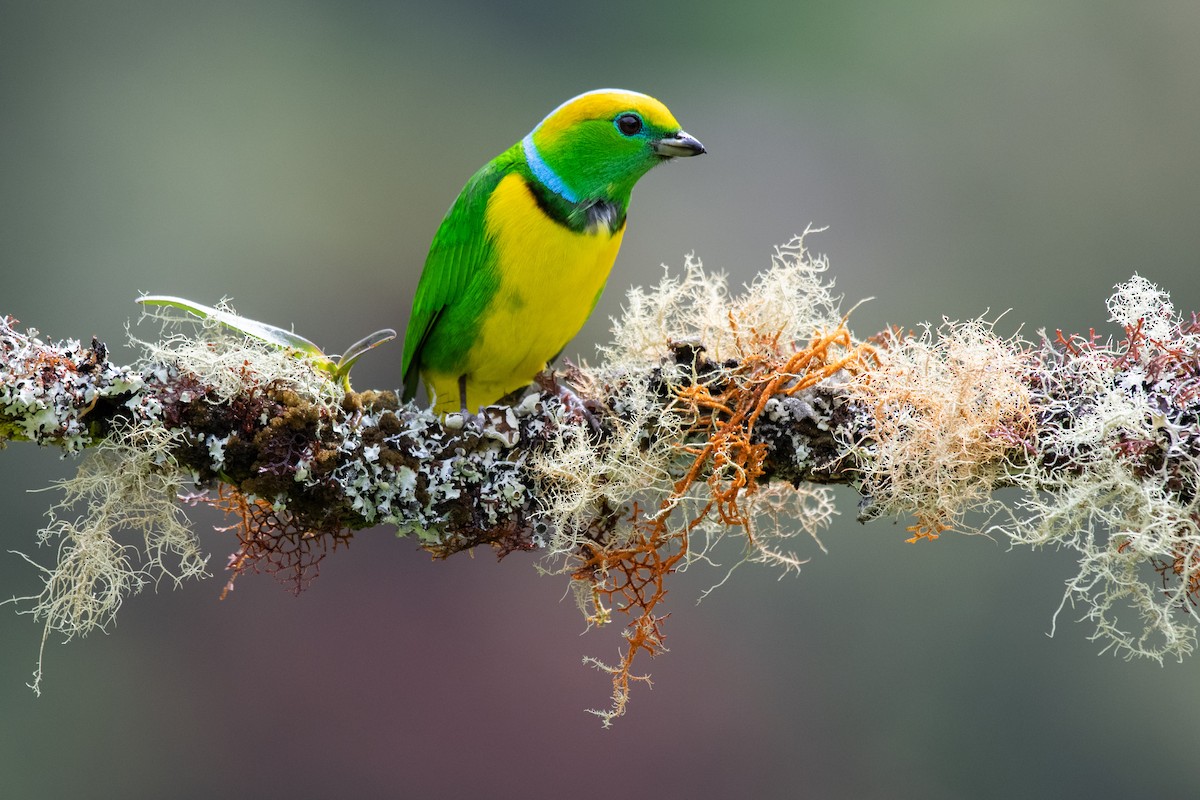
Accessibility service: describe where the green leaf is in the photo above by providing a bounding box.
[136,295,330,362]
[135,295,395,389]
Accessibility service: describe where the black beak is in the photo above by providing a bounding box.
[653,130,706,157]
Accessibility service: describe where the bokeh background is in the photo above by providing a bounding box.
[2,2,1198,797]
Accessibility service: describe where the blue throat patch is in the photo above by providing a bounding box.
[522,133,580,204]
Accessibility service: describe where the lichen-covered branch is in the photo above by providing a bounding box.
[2,237,1197,724]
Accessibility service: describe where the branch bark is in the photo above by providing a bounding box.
[2,253,1197,722]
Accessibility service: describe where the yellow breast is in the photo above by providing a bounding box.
[448,172,624,411]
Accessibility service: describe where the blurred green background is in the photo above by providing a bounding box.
[2,2,1198,797]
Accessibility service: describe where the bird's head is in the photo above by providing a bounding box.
[522,88,704,208]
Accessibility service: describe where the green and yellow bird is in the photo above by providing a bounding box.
[401,88,704,414]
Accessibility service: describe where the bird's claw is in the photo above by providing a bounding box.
[535,371,602,434]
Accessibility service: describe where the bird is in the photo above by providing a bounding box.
[401,88,704,415]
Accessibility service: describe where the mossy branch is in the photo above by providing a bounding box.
[2,236,1197,724]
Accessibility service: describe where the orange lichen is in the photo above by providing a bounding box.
[905,517,949,543]
[1155,541,1200,608]
[208,485,352,598]
[574,321,871,723]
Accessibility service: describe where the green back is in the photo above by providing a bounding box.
[401,148,518,400]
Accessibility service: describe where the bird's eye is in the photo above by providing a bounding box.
[616,113,643,136]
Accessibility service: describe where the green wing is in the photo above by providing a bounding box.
[402,151,515,401]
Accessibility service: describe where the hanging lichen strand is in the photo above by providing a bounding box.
[1,236,1197,723]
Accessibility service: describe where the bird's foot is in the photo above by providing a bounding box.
[441,374,486,433]
[534,371,602,434]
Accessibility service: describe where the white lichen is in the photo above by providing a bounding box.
[0,322,144,452]
[5,426,207,694]
[1004,277,1200,660]
[599,229,842,369]
[845,315,1034,534]
[1105,273,1175,343]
